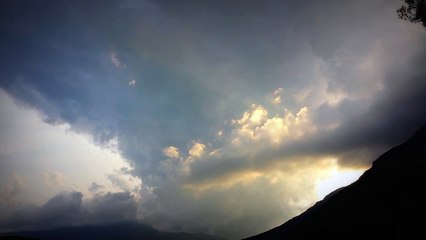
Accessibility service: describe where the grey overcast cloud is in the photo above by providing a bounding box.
[1,0,425,239]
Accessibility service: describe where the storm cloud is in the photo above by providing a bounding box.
[1,0,425,239]
[0,191,137,231]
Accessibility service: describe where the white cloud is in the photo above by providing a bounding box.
[129,79,136,86]
[188,141,205,158]
[231,105,315,145]
[162,146,180,159]
[271,87,284,105]
[110,51,125,68]
[0,90,142,205]
[107,169,143,198]
[43,171,65,188]
[217,130,223,137]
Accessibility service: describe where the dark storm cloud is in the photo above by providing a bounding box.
[0,191,137,231]
[1,0,426,239]
[186,33,426,180]
[84,192,138,223]
[0,0,221,180]
[309,40,426,165]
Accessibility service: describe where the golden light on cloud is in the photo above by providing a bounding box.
[163,146,180,159]
[248,105,268,125]
[233,105,268,127]
[183,171,263,193]
[271,88,284,105]
[231,104,316,145]
[188,141,206,158]
[155,96,369,239]
[181,156,359,217]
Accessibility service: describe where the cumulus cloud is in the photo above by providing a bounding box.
[149,102,367,238]
[188,142,206,158]
[271,88,284,105]
[162,146,180,159]
[230,105,315,146]
[106,169,142,198]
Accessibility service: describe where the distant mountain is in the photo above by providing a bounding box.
[0,221,225,240]
[0,237,38,240]
[246,125,426,240]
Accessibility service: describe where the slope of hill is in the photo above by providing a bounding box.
[0,221,225,240]
[246,125,426,240]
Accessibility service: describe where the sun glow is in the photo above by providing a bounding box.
[316,167,365,200]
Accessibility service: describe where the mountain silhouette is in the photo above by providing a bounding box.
[0,221,225,240]
[245,125,426,240]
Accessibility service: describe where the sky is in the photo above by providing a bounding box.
[0,0,426,239]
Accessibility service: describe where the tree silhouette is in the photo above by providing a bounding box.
[397,0,426,27]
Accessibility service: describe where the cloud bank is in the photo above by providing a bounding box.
[0,191,137,231]
[1,0,426,239]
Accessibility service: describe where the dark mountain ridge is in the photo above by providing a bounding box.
[0,221,225,240]
[245,125,426,240]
